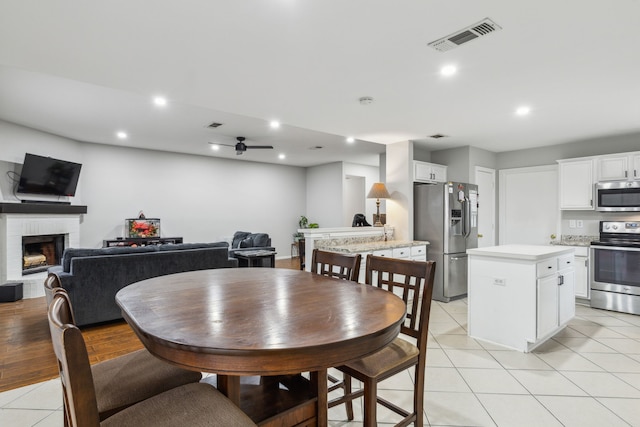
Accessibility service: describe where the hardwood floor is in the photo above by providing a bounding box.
[0,257,301,393]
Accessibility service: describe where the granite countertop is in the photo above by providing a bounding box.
[550,235,598,247]
[467,244,575,261]
[326,240,430,254]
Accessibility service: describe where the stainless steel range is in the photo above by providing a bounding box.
[590,221,640,315]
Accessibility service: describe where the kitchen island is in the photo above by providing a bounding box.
[467,245,575,352]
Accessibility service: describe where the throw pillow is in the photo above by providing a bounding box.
[232,231,251,249]
[239,237,254,248]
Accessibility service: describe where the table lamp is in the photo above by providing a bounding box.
[367,182,390,227]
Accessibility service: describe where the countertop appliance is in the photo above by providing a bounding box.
[414,182,478,302]
[590,221,640,315]
[595,181,640,212]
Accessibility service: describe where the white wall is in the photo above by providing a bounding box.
[306,162,343,227]
[0,120,307,256]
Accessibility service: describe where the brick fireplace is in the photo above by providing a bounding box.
[0,203,86,298]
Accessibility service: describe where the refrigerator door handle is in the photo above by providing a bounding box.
[462,197,471,238]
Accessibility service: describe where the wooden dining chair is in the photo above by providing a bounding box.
[329,255,436,427]
[310,249,362,282]
[44,276,202,422]
[47,292,256,427]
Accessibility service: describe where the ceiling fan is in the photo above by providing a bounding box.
[209,136,274,155]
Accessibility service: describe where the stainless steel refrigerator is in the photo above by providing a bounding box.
[414,182,478,302]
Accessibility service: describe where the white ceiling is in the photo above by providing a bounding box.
[1,1,639,167]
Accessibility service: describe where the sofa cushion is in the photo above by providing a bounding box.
[62,246,159,272]
[232,231,251,249]
[248,233,270,247]
[157,242,229,251]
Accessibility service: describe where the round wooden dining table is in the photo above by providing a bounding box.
[116,267,406,426]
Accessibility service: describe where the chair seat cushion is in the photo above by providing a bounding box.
[340,337,419,379]
[92,349,202,419]
[101,382,256,426]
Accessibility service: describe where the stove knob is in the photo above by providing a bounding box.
[604,224,610,230]
[612,224,619,230]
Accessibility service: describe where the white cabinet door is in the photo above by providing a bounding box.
[558,159,594,210]
[410,245,427,261]
[574,255,589,299]
[392,247,410,259]
[598,155,630,181]
[414,161,447,183]
[632,154,640,180]
[431,163,448,182]
[537,274,559,339]
[558,269,576,325]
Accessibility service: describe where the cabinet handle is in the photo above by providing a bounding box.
[625,170,628,178]
[585,259,588,267]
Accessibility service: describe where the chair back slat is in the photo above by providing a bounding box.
[48,294,101,427]
[311,249,362,282]
[365,255,435,347]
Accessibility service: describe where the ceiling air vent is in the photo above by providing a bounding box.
[429,134,448,139]
[207,122,223,128]
[428,18,502,52]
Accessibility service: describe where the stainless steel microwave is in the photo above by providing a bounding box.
[596,181,640,211]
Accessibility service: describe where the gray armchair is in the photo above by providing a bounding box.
[228,231,275,266]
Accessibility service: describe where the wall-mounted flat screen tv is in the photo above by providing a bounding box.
[17,153,82,197]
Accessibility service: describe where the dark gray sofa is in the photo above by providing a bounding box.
[47,242,237,327]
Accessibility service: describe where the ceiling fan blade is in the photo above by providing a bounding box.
[245,145,274,149]
[208,142,235,147]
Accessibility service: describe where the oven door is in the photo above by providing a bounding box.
[590,245,640,296]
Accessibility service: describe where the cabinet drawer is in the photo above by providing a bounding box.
[536,259,557,277]
[558,255,574,270]
[392,247,410,258]
[411,245,426,257]
[372,249,392,257]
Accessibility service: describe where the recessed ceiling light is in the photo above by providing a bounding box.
[153,96,167,107]
[270,120,281,129]
[116,131,128,139]
[346,137,355,143]
[440,65,457,77]
[515,106,531,116]
[278,153,286,160]
[210,144,220,151]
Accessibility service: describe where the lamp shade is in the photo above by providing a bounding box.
[367,182,391,199]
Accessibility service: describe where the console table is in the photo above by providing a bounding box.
[102,237,183,247]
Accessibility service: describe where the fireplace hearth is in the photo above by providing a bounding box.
[22,234,65,275]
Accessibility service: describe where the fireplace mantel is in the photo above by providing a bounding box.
[0,203,87,215]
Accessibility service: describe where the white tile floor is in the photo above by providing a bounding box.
[2,300,640,426]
